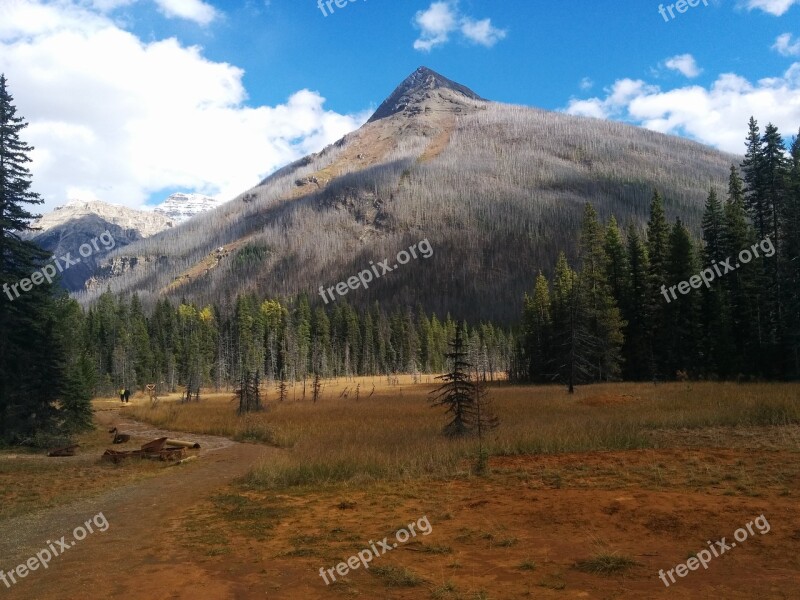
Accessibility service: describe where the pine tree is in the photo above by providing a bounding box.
[522,273,551,381]
[430,325,476,437]
[699,188,729,376]
[604,215,628,305]
[760,123,790,375]
[782,132,800,377]
[646,190,671,379]
[578,204,625,381]
[742,117,768,238]
[664,218,700,376]
[722,166,758,376]
[0,74,87,444]
[622,221,651,380]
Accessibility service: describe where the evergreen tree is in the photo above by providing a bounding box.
[646,190,671,379]
[742,117,768,238]
[604,215,628,305]
[522,273,551,382]
[664,218,700,375]
[784,132,800,377]
[699,188,730,376]
[577,203,625,380]
[430,325,476,437]
[622,221,651,380]
[722,166,758,376]
[0,74,90,444]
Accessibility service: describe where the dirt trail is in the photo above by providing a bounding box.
[0,408,276,600]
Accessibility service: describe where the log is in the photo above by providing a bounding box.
[48,444,79,457]
[165,439,201,449]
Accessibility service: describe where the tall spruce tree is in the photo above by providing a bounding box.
[646,190,671,379]
[742,117,768,238]
[522,273,552,382]
[664,218,700,376]
[622,221,651,380]
[784,132,800,377]
[700,188,731,375]
[430,325,476,437]
[577,204,624,380]
[722,166,758,376]
[0,74,90,444]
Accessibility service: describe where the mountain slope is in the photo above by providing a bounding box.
[29,200,173,291]
[79,67,739,323]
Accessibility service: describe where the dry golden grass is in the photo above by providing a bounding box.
[0,416,165,519]
[125,378,800,490]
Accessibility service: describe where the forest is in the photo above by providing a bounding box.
[1,68,799,446]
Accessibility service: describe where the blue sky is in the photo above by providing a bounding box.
[0,0,798,210]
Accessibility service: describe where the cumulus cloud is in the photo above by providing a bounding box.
[664,54,702,78]
[741,0,800,15]
[0,0,369,211]
[564,64,800,154]
[152,0,217,25]
[413,1,506,52]
[773,32,800,56]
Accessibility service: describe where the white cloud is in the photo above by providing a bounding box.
[773,32,800,56]
[153,0,217,26]
[460,17,506,47]
[413,2,456,52]
[664,54,702,78]
[564,65,800,154]
[579,77,594,91]
[0,0,368,211]
[413,1,506,52]
[741,0,799,15]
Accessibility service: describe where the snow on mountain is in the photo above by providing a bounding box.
[33,199,173,238]
[153,193,223,223]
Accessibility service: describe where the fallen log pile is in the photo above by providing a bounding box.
[102,436,200,464]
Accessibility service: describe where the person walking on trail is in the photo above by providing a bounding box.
[119,388,125,403]
[123,388,131,403]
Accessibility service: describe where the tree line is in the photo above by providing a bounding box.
[516,118,800,384]
[83,291,513,395]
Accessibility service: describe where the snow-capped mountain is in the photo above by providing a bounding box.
[153,193,223,223]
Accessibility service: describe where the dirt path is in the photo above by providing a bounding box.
[0,409,277,600]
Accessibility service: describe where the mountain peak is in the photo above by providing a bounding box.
[367,66,485,123]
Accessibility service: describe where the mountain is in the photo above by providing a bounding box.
[367,66,484,122]
[153,193,223,223]
[28,199,173,291]
[79,66,739,323]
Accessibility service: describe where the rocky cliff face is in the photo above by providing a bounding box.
[367,66,485,123]
[28,199,173,292]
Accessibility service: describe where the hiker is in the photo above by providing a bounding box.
[119,387,125,403]
[123,388,131,403]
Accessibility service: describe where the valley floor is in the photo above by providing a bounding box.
[1,381,799,599]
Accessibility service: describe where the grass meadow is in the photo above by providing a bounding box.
[125,378,800,490]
